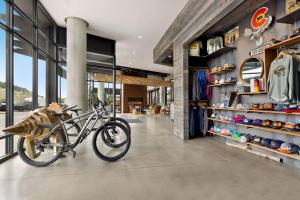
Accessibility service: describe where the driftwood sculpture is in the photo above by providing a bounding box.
[2,103,73,138]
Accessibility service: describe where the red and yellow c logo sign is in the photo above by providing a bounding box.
[251,7,269,29]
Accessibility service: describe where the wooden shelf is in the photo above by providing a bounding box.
[209,67,235,75]
[209,82,236,87]
[277,9,300,24]
[265,35,300,50]
[206,47,236,60]
[189,67,208,71]
[207,107,300,115]
[208,130,300,160]
[207,118,300,137]
[237,91,267,95]
[189,47,236,61]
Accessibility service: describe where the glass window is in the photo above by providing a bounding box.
[0,28,6,139]
[38,5,54,40]
[38,32,55,58]
[0,0,8,25]
[13,37,33,123]
[14,0,34,20]
[60,76,67,106]
[38,54,46,108]
[0,139,5,157]
[13,9,33,43]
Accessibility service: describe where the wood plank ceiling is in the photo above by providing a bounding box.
[93,74,173,87]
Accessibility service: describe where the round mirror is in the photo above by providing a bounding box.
[240,57,264,83]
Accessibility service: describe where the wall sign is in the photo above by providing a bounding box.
[249,44,271,56]
[244,7,273,47]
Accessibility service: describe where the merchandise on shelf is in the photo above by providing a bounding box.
[207,36,224,54]
[210,126,300,155]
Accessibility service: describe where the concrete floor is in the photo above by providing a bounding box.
[1,114,300,200]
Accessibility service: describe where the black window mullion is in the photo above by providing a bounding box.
[5,0,14,155]
[11,0,35,25]
[32,0,38,109]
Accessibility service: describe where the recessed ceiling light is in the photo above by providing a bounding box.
[129,61,132,65]
[168,55,172,58]
[132,51,136,55]
[138,35,142,39]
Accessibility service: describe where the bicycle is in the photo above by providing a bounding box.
[17,104,131,167]
[66,101,131,136]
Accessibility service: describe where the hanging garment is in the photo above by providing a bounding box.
[205,71,214,99]
[189,106,201,137]
[268,54,300,102]
[198,71,207,100]
[189,105,209,137]
[192,72,200,100]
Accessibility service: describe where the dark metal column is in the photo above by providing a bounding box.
[112,55,116,117]
[5,0,14,155]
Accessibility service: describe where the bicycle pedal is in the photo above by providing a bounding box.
[69,149,77,158]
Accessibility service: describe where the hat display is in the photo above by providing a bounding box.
[253,136,263,144]
[270,140,284,150]
[252,119,263,126]
[271,121,285,129]
[262,120,273,127]
[278,143,300,154]
[261,138,272,147]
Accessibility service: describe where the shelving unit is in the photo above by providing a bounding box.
[206,46,236,59]
[277,9,300,24]
[207,118,300,137]
[207,107,300,115]
[209,82,236,87]
[208,130,300,160]
[209,67,235,75]
[237,91,267,95]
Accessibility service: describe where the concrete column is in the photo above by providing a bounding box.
[65,17,88,111]
[173,42,189,140]
[96,82,105,103]
[159,87,165,106]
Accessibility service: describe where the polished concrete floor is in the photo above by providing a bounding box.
[1,114,300,200]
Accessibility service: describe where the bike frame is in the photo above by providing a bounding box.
[40,108,108,150]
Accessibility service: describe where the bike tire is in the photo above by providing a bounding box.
[110,117,131,134]
[92,121,131,162]
[17,129,66,167]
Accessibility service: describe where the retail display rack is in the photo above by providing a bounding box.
[208,130,300,161]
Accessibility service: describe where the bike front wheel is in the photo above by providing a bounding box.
[92,121,131,162]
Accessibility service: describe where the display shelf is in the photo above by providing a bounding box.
[209,82,236,87]
[209,67,235,75]
[207,107,300,115]
[189,47,236,62]
[277,9,300,24]
[265,35,300,50]
[207,118,300,137]
[206,47,236,60]
[208,130,300,160]
[189,67,208,71]
[237,91,267,95]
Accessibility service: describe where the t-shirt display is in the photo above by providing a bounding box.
[268,54,300,103]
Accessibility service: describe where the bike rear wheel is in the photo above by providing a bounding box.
[92,121,130,162]
[18,129,66,167]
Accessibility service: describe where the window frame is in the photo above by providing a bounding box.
[0,0,58,163]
